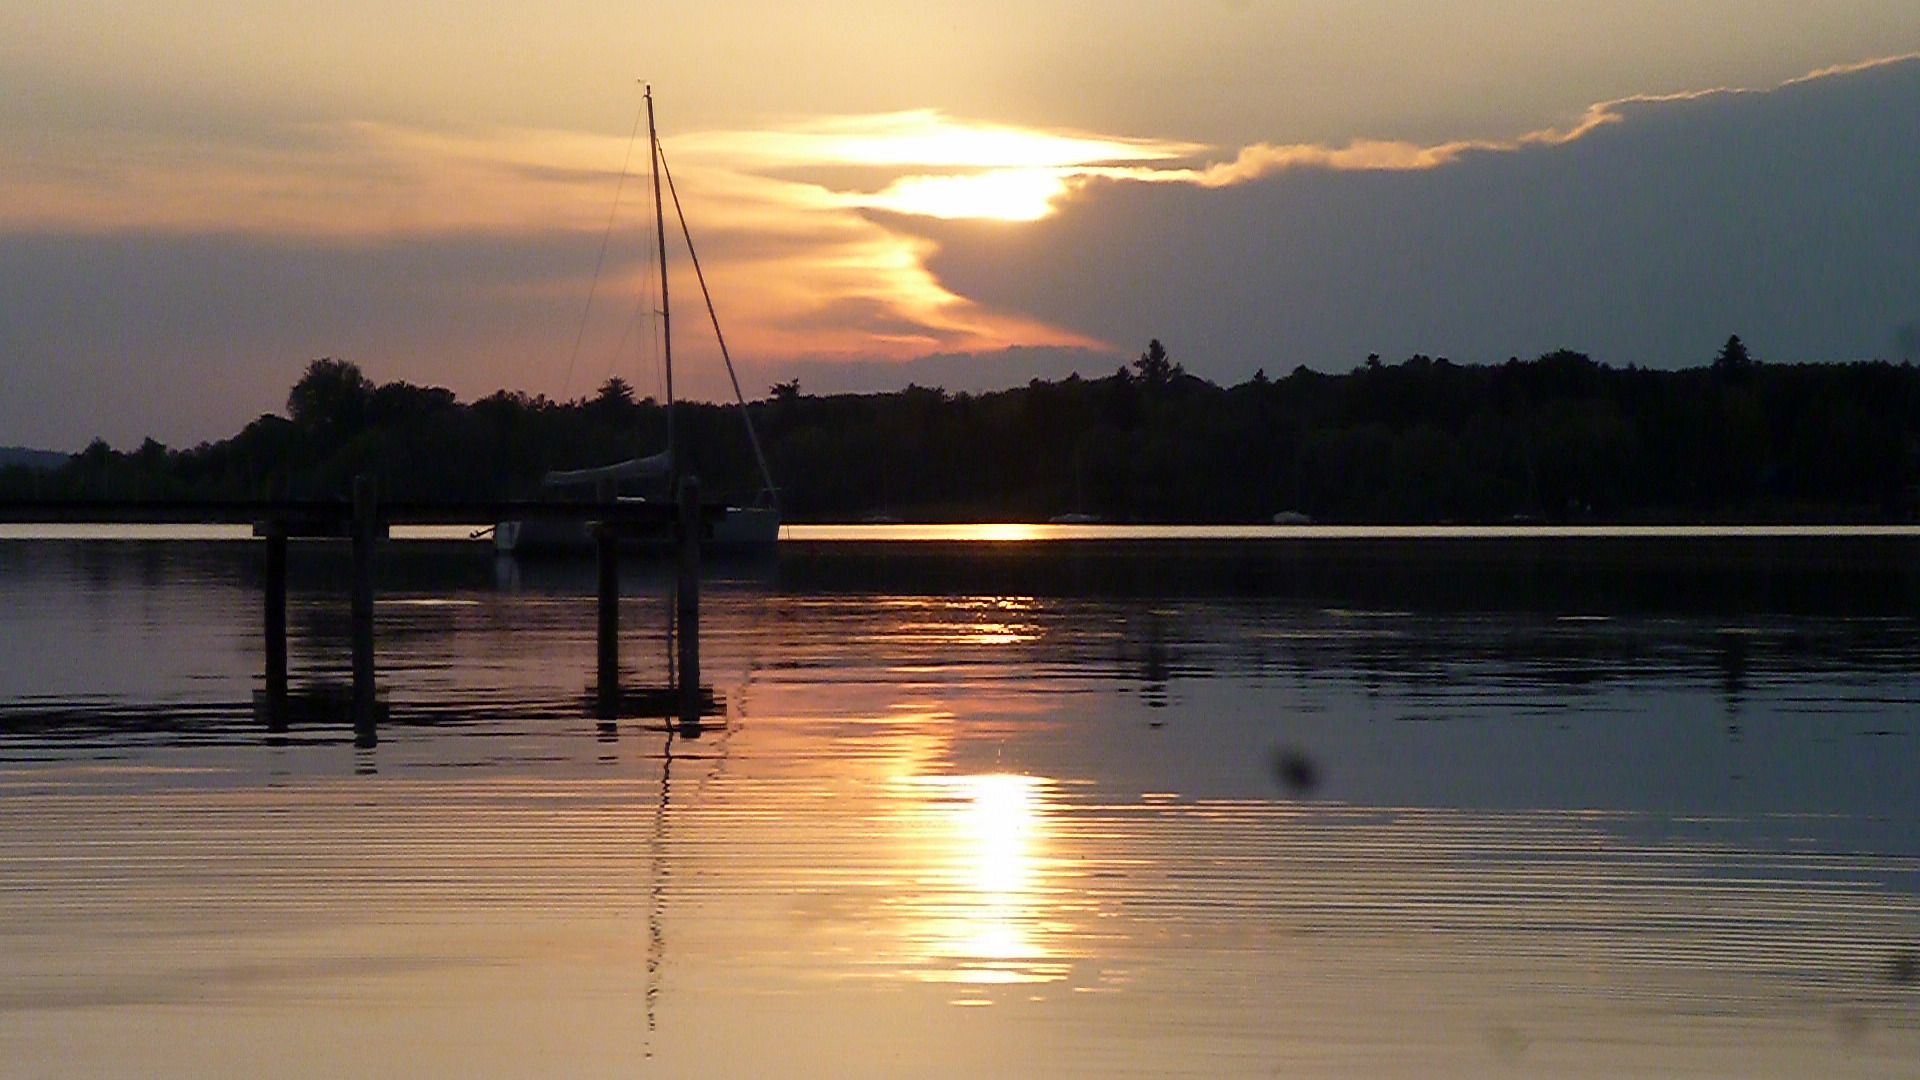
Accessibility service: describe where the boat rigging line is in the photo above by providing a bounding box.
[647,85,675,476]
[658,143,780,510]
[560,88,650,403]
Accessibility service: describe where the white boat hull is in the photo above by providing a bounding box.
[710,505,780,547]
[494,504,778,555]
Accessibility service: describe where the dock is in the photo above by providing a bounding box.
[0,477,716,744]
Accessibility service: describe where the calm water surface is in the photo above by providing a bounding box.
[1,535,1918,1078]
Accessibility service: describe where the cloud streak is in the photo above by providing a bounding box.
[0,123,629,238]
[1092,50,1920,190]
[675,110,1202,170]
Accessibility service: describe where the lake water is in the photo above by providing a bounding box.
[2,531,1918,1078]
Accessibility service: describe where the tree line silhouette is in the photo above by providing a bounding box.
[6,337,1918,523]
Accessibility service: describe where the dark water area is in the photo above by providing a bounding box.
[2,534,1918,1078]
[778,534,1920,613]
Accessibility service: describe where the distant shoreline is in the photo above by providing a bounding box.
[9,350,1920,526]
[0,446,68,470]
[7,522,1920,543]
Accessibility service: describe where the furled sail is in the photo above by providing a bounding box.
[541,450,672,488]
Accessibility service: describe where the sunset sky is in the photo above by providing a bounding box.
[4,2,1919,448]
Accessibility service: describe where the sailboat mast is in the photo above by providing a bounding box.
[646,85,674,472]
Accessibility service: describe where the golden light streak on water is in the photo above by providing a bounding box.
[894,774,1062,988]
[4,764,1918,1077]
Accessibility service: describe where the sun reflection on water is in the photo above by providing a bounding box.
[897,773,1067,987]
[966,523,1049,543]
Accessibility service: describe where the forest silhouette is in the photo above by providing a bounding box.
[6,338,1917,524]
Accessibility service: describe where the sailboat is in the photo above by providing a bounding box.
[495,87,779,554]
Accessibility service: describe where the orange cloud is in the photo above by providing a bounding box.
[674,110,1201,170]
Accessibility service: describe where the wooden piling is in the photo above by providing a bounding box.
[351,476,378,745]
[676,476,701,724]
[595,478,620,714]
[3,493,704,737]
[263,524,289,730]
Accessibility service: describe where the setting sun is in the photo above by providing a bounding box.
[859,168,1071,222]
[671,110,1201,228]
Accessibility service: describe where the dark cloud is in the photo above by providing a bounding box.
[915,58,1920,379]
[0,230,598,449]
